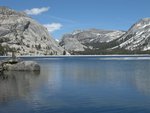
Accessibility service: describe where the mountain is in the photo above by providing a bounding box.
[114,18,150,51]
[60,18,150,55]
[0,7,65,56]
[59,29,125,52]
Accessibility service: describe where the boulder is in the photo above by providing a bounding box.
[3,61,40,71]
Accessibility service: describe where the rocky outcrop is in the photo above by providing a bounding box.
[3,61,40,71]
[59,34,87,52]
[0,7,65,56]
[0,54,40,71]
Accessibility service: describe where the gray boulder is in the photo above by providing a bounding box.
[3,61,40,71]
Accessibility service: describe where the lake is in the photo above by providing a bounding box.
[0,56,150,113]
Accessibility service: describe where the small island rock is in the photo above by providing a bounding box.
[3,61,40,71]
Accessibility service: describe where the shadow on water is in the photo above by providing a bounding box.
[0,71,40,103]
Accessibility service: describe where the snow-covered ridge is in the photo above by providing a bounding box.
[117,18,150,51]
[60,29,125,52]
[60,18,150,54]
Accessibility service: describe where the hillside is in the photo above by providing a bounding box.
[0,7,65,56]
[59,29,125,53]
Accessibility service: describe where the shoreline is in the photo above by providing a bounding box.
[0,54,150,58]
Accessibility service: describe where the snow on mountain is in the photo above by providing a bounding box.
[59,17,150,54]
[59,29,125,52]
[117,18,150,51]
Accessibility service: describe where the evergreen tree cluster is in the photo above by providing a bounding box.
[71,40,150,55]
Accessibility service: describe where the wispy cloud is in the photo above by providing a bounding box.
[49,15,78,24]
[24,7,50,15]
[44,23,63,33]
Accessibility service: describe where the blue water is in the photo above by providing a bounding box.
[0,56,150,113]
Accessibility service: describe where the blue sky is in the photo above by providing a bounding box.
[1,0,150,39]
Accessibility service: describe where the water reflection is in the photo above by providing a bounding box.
[1,58,150,113]
[59,60,150,96]
[132,61,150,95]
[0,71,40,103]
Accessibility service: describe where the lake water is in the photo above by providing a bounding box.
[0,56,150,113]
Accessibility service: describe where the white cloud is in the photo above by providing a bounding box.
[44,23,63,33]
[24,7,50,15]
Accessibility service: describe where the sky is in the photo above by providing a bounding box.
[0,0,150,39]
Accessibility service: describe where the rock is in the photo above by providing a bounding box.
[3,61,40,71]
[59,35,87,52]
[0,7,65,55]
